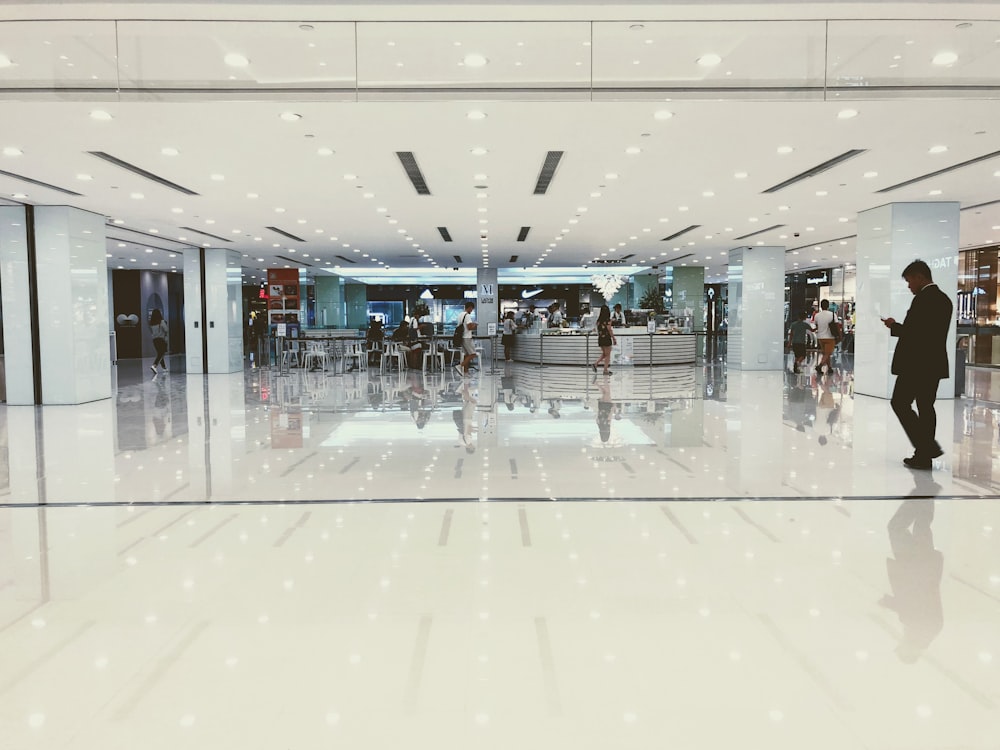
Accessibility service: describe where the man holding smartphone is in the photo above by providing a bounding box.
[882,260,953,470]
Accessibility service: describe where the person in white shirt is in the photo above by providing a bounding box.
[455,301,477,377]
[813,299,837,375]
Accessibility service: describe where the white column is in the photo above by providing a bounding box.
[32,207,111,404]
[0,206,34,404]
[183,248,204,374]
[727,246,785,371]
[855,202,959,400]
[184,247,243,374]
[206,248,243,373]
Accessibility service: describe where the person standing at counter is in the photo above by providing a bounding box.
[501,310,516,362]
[548,303,563,328]
[610,303,625,327]
[455,301,478,377]
[591,304,617,376]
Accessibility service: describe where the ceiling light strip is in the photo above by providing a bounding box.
[762,149,867,194]
[267,226,307,242]
[87,151,199,196]
[396,151,431,195]
[786,234,856,253]
[734,224,785,240]
[179,226,233,243]
[660,224,701,242]
[0,168,83,196]
[437,227,453,242]
[516,227,530,242]
[533,151,564,195]
[878,150,1000,194]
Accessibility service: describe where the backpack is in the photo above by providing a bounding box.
[452,313,466,347]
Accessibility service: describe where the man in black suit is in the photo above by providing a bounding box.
[882,260,953,470]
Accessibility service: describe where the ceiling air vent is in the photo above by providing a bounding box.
[734,224,784,240]
[396,151,431,195]
[517,226,531,242]
[877,149,1000,193]
[762,149,867,194]
[267,226,306,242]
[660,225,701,242]
[179,226,233,243]
[438,227,453,242]
[533,151,564,195]
[88,151,199,195]
[0,169,82,197]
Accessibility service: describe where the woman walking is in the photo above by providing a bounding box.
[149,308,169,374]
[591,304,616,375]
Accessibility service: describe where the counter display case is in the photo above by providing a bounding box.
[512,329,697,366]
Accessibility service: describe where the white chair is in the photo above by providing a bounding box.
[344,341,366,372]
[301,341,329,372]
[422,342,446,372]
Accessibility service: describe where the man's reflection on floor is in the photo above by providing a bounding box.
[879,473,944,663]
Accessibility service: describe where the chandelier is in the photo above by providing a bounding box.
[591,274,626,300]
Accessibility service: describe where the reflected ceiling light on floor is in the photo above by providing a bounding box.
[653,110,673,120]
[932,51,958,66]
[224,53,250,68]
[928,145,948,153]
[463,53,488,67]
[838,109,859,119]
[90,110,113,121]
[280,112,302,121]
[697,53,722,67]
[467,110,487,120]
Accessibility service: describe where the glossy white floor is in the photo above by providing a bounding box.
[1,352,998,749]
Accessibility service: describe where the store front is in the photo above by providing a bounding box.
[958,245,1000,368]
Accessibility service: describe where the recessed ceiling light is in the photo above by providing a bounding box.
[3,146,23,157]
[777,145,794,154]
[224,52,250,68]
[463,53,488,67]
[932,51,958,66]
[90,110,113,121]
[467,110,487,120]
[280,112,302,121]
[697,53,722,67]
[161,146,179,156]
[317,147,334,156]
[838,109,859,119]
[928,145,948,154]
[653,110,673,120]
[470,147,488,155]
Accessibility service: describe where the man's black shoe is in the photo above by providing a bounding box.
[903,455,932,470]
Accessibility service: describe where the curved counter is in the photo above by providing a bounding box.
[513,331,697,366]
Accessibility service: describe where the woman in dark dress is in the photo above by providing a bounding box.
[591,304,617,375]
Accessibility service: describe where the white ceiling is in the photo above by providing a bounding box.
[2,11,1000,287]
